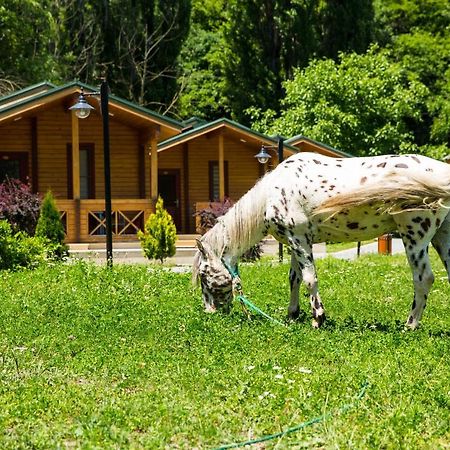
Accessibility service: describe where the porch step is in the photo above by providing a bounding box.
[68,235,201,252]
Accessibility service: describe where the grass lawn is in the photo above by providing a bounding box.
[1,253,449,449]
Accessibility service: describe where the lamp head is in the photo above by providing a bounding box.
[255,146,272,164]
[69,90,95,119]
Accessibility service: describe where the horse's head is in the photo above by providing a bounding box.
[192,239,233,312]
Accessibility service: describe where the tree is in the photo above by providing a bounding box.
[0,0,60,89]
[138,197,177,263]
[176,0,230,120]
[373,0,450,157]
[62,0,191,113]
[222,0,377,125]
[223,0,319,124]
[251,47,429,156]
[35,191,68,259]
[318,0,375,60]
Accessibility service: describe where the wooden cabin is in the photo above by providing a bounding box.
[0,82,348,243]
[157,119,299,232]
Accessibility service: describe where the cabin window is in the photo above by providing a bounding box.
[67,144,95,199]
[79,148,93,199]
[209,161,229,202]
[0,152,28,183]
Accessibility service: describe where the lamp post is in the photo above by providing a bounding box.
[70,81,113,267]
[255,136,284,262]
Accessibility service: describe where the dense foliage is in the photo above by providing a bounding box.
[251,48,429,156]
[138,196,177,263]
[1,0,449,156]
[0,220,48,270]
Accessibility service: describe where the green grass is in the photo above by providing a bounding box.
[1,254,449,449]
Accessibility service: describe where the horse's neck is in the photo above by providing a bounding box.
[208,183,267,263]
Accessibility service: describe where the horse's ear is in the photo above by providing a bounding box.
[196,239,208,258]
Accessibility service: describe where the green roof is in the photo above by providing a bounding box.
[0,81,184,130]
[0,81,57,109]
[159,117,299,152]
[285,134,353,158]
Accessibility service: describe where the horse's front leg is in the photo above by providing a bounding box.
[290,241,325,328]
[288,252,302,320]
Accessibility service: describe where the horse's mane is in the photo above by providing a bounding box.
[192,177,268,285]
[314,171,450,216]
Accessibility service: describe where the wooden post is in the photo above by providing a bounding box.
[71,111,81,242]
[150,128,159,201]
[218,132,225,201]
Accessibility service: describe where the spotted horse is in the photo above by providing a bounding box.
[193,153,450,329]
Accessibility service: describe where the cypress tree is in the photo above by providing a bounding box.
[35,190,68,259]
[138,196,177,263]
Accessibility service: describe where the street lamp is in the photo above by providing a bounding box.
[255,136,284,262]
[70,82,113,267]
[254,146,272,164]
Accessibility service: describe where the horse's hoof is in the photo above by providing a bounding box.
[312,314,326,329]
[405,320,420,331]
[287,308,301,321]
[405,317,420,330]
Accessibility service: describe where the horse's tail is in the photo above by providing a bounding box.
[314,172,450,216]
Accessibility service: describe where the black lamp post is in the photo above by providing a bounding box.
[255,136,284,262]
[70,81,113,267]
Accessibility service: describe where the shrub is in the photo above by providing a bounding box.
[35,191,68,259]
[0,178,41,234]
[0,220,48,270]
[194,198,234,235]
[194,198,264,261]
[138,197,177,263]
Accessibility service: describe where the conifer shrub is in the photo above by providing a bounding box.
[0,178,41,234]
[138,197,177,263]
[35,191,68,259]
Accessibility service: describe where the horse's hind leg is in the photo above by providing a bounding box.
[431,211,450,282]
[394,211,446,329]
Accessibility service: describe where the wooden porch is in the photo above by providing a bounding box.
[56,198,154,243]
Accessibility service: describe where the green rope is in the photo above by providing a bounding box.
[236,294,285,327]
[222,259,285,327]
[213,382,369,450]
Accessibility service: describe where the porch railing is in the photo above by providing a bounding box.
[56,199,154,243]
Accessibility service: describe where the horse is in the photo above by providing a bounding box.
[192,152,450,329]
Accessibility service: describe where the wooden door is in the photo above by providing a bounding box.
[158,169,181,231]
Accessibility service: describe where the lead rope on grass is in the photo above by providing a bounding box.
[222,260,285,327]
[213,381,369,450]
